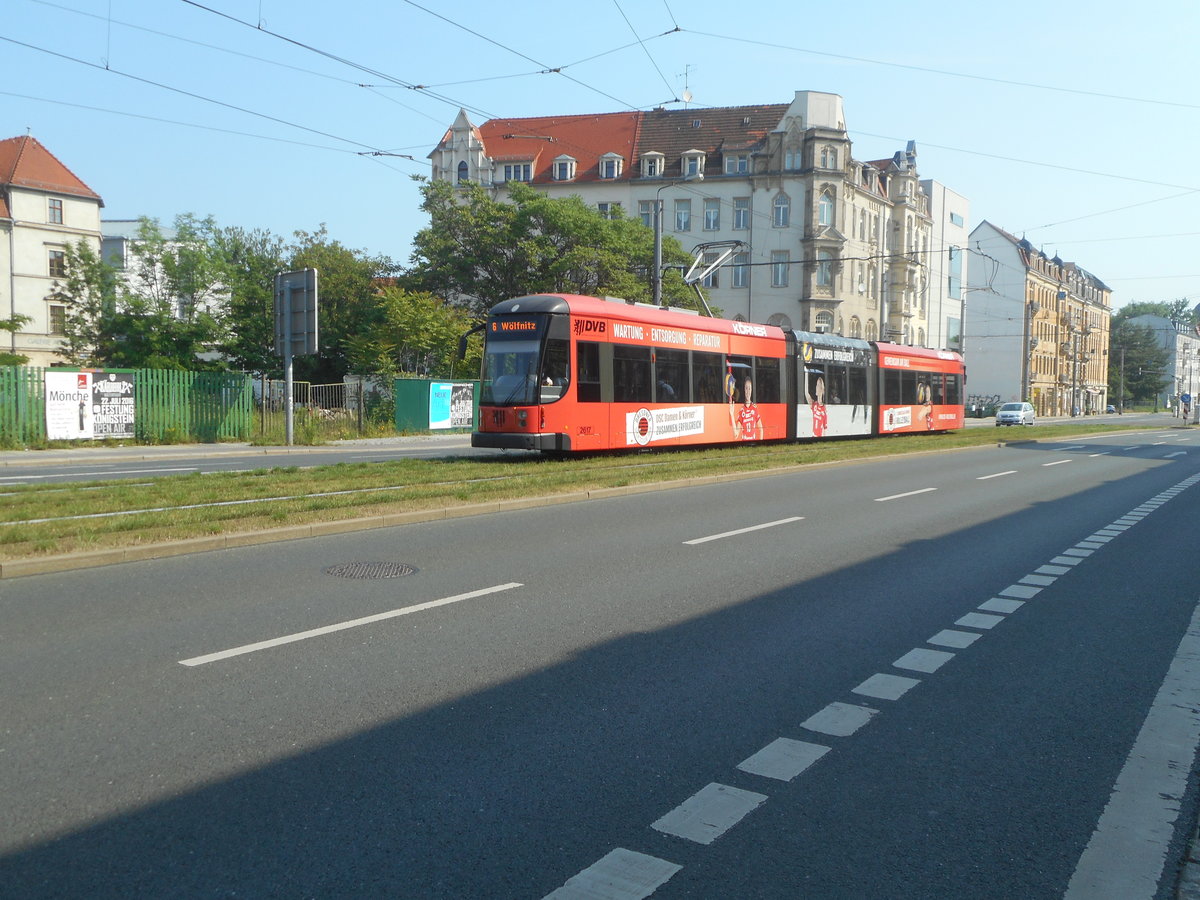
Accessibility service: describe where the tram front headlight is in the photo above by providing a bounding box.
[516,409,528,427]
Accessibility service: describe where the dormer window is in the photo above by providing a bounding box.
[599,152,624,179]
[553,155,576,181]
[724,153,749,175]
[502,162,532,183]
[641,152,664,178]
[681,150,705,177]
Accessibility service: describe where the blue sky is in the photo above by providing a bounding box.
[5,0,1198,312]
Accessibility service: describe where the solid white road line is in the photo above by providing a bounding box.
[1065,598,1200,899]
[683,517,802,545]
[179,583,524,666]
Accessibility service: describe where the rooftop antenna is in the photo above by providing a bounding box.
[678,64,694,107]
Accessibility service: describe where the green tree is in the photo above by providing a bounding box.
[0,313,32,366]
[407,178,700,316]
[288,227,399,384]
[343,287,481,380]
[51,216,229,370]
[1108,319,1171,404]
[213,225,288,375]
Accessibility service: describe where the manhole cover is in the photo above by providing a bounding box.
[324,562,417,579]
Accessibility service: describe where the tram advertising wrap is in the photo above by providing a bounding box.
[471,294,964,453]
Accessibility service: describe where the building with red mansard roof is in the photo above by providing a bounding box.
[430,92,964,347]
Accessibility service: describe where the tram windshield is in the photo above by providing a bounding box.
[480,312,571,406]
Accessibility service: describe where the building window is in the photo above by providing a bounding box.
[773,194,790,228]
[950,212,964,227]
[771,251,789,287]
[457,161,469,184]
[948,246,962,299]
[784,150,801,171]
[49,304,66,334]
[641,153,663,178]
[48,249,66,278]
[724,153,749,175]
[701,252,719,288]
[703,198,720,231]
[503,163,532,182]
[597,202,621,220]
[674,199,691,232]
[733,198,749,230]
[553,158,576,181]
[599,154,623,179]
[682,153,704,177]
[849,316,862,338]
[48,198,63,224]
[814,311,834,333]
[638,200,654,228]
[818,190,835,227]
[732,252,749,288]
[866,319,878,341]
[817,250,834,287]
[820,146,838,169]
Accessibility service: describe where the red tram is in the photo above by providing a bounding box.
[471,294,964,453]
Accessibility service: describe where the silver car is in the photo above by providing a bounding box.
[995,402,1035,426]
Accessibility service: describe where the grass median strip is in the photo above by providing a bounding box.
[0,423,1159,563]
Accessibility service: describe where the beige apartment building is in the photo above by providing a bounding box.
[430,91,948,346]
[968,221,1111,415]
[0,135,104,367]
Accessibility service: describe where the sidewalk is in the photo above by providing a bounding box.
[0,433,473,468]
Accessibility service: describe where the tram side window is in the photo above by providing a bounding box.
[848,365,868,409]
[753,357,780,403]
[825,364,848,405]
[805,365,828,404]
[727,355,754,403]
[946,373,962,405]
[577,341,601,403]
[655,348,689,402]
[925,373,945,405]
[613,343,653,403]
[883,369,913,405]
[693,352,725,403]
[539,338,571,403]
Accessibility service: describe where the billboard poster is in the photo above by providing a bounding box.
[429,382,475,430]
[91,372,136,438]
[45,371,136,440]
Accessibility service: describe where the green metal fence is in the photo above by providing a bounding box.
[0,366,253,445]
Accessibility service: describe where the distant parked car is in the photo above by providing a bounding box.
[995,402,1035,426]
[1106,404,1116,413]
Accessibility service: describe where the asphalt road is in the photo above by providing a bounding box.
[2,426,1199,898]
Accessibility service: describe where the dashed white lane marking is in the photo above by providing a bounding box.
[543,848,681,900]
[1020,573,1057,586]
[1089,452,1112,457]
[737,738,830,782]
[650,783,768,845]
[801,701,879,737]
[852,673,921,700]
[979,598,1024,614]
[683,517,803,545]
[1165,451,1187,458]
[1065,599,1200,899]
[977,470,1018,480]
[1043,459,1073,467]
[179,583,524,666]
[1052,555,1086,566]
[1000,584,1043,599]
[928,629,982,649]
[893,648,955,673]
[874,487,937,502]
[1036,564,1072,575]
[956,612,1005,630]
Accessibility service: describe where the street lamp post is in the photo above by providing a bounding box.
[652,173,702,307]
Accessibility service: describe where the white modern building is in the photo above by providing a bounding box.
[1125,314,1200,414]
[920,180,970,352]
